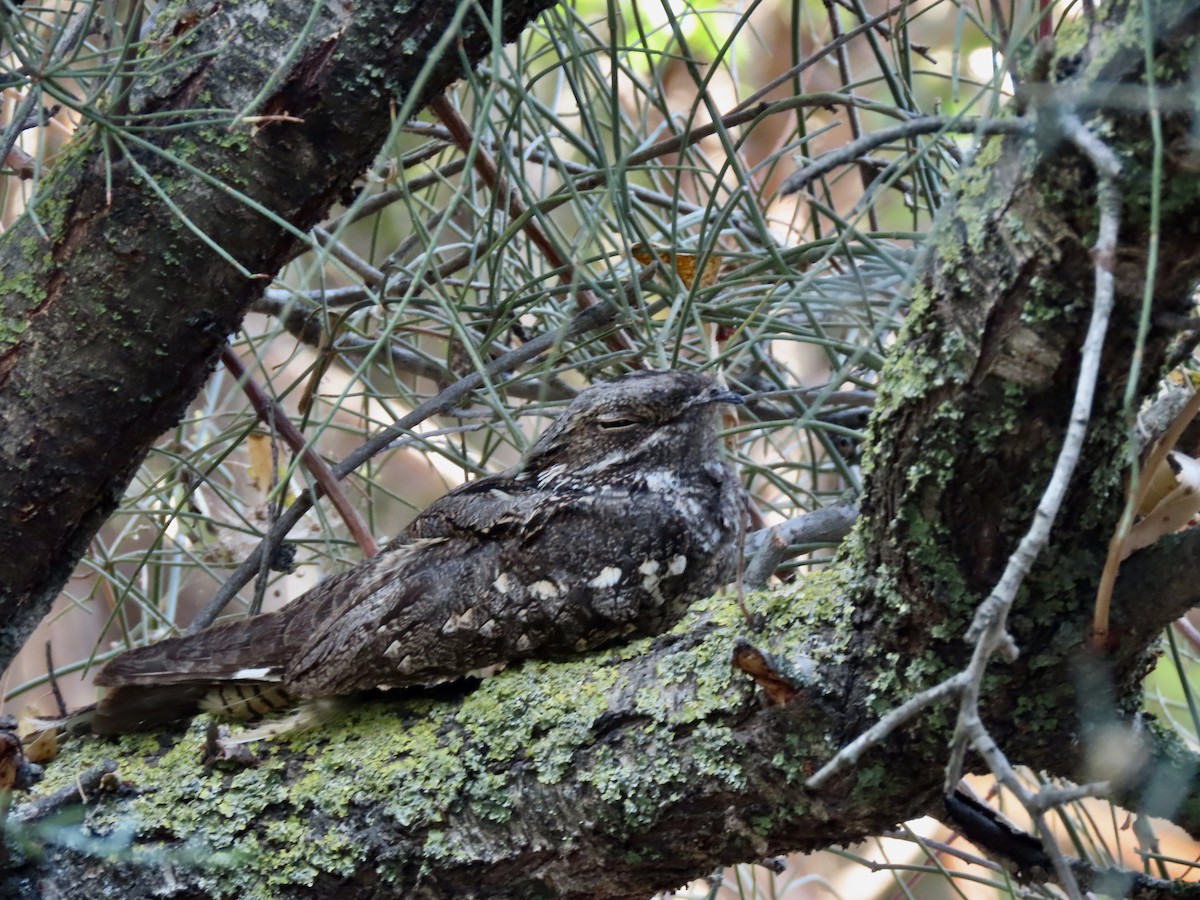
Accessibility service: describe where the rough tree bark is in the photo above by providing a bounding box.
[7,1,1200,899]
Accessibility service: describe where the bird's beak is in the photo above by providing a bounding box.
[702,388,744,407]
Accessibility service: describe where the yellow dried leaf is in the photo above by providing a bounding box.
[247,433,276,491]
[18,711,57,765]
[631,244,721,291]
[1136,452,1185,517]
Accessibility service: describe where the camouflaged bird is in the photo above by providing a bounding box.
[91,370,745,734]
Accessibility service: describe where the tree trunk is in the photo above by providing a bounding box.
[9,1,1200,898]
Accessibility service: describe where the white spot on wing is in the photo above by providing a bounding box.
[231,667,273,680]
[638,559,660,576]
[588,566,622,589]
[493,573,513,593]
[441,606,479,634]
[515,634,533,652]
[668,554,688,575]
[530,579,559,599]
[644,471,679,493]
[479,619,498,638]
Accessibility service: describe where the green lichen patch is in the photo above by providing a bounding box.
[285,700,468,830]
[28,715,379,898]
[455,656,618,784]
[0,316,30,345]
[581,736,689,823]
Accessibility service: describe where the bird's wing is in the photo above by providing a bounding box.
[385,472,532,545]
[90,481,545,730]
[282,483,715,699]
[283,484,549,698]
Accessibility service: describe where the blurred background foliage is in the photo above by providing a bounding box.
[2,0,1198,896]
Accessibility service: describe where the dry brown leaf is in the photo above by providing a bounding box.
[24,732,57,765]
[18,707,58,765]
[0,729,40,790]
[731,638,803,705]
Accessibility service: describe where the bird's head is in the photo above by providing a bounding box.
[522,370,742,485]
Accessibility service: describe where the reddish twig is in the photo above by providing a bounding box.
[428,93,641,362]
[820,0,878,231]
[220,346,379,558]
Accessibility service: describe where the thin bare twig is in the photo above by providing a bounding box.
[821,0,878,231]
[742,527,786,590]
[806,673,970,788]
[13,760,117,824]
[1025,780,1112,812]
[742,503,859,588]
[743,502,859,555]
[43,641,66,718]
[780,118,1029,196]
[311,226,385,286]
[942,112,1123,900]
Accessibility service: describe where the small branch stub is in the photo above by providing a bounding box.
[731,638,804,705]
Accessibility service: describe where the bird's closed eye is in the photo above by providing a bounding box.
[596,416,641,430]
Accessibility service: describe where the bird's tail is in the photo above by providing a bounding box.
[89,609,294,734]
[89,680,300,734]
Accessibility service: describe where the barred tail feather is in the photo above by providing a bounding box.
[199,683,294,720]
[93,680,296,735]
[92,610,293,734]
[217,698,343,745]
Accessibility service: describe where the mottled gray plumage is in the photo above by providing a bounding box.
[93,371,744,733]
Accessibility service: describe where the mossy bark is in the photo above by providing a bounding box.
[10,1,1200,898]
